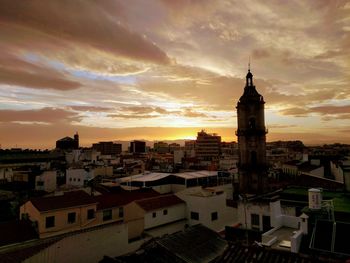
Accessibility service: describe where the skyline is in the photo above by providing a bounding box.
[1,0,350,149]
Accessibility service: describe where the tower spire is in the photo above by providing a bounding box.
[248,56,251,72]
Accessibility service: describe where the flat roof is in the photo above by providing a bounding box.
[173,170,217,179]
[120,172,171,183]
[120,170,218,183]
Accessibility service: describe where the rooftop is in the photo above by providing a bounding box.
[94,189,160,210]
[30,190,96,212]
[135,194,185,212]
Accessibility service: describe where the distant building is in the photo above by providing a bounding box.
[169,143,180,153]
[130,140,146,153]
[35,171,57,192]
[92,141,122,155]
[195,130,221,161]
[56,132,79,150]
[154,141,169,153]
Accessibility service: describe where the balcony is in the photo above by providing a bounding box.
[235,128,268,136]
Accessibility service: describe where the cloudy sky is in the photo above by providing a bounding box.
[0,0,349,149]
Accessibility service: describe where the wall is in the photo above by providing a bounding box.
[237,201,270,231]
[152,184,172,194]
[35,171,57,192]
[144,204,186,230]
[177,186,238,232]
[291,230,303,253]
[330,161,344,183]
[35,204,97,238]
[124,202,145,240]
[66,169,86,187]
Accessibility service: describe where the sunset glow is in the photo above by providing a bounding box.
[0,0,349,149]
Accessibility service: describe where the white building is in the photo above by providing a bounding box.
[176,186,238,232]
[66,168,94,187]
[35,171,57,192]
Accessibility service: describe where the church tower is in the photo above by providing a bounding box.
[236,65,268,194]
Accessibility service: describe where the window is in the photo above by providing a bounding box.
[78,178,80,182]
[211,212,218,221]
[191,212,199,220]
[87,209,95,220]
[152,212,157,218]
[69,177,72,181]
[251,214,260,230]
[68,212,76,224]
[119,207,124,218]
[46,216,55,228]
[103,209,112,221]
[263,216,271,231]
[163,209,168,215]
[36,181,44,186]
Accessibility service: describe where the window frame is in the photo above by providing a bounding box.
[67,212,76,224]
[190,211,199,220]
[103,209,112,221]
[45,216,55,228]
[211,211,218,221]
[87,209,95,220]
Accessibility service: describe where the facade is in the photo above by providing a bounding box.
[124,194,186,240]
[92,141,122,155]
[66,168,93,187]
[35,170,57,192]
[195,130,221,161]
[130,140,146,153]
[153,141,169,153]
[236,67,268,194]
[176,186,238,232]
[20,191,98,238]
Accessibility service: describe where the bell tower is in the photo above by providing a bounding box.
[236,65,268,194]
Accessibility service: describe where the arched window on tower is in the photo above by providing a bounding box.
[248,118,256,130]
[251,151,257,165]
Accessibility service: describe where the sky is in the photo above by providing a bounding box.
[0,0,350,149]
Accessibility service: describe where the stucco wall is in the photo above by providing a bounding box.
[144,204,186,230]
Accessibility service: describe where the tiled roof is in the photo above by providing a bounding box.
[217,243,346,263]
[135,194,185,212]
[112,224,227,263]
[94,189,160,210]
[30,190,96,212]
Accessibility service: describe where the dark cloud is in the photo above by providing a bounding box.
[0,107,80,123]
[0,51,81,90]
[0,0,170,64]
[280,105,350,119]
[183,109,208,118]
[69,106,113,112]
[252,49,270,59]
[120,106,169,115]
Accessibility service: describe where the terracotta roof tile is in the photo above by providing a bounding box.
[94,189,160,210]
[135,194,185,212]
[30,190,96,212]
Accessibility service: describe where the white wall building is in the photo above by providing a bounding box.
[35,171,57,192]
[176,186,238,232]
[66,168,94,187]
